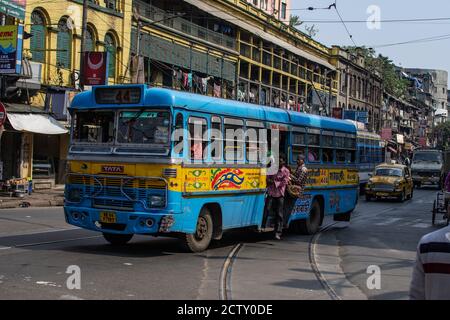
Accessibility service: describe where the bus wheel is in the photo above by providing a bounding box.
[180,208,213,253]
[102,233,133,245]
[298,200,321,235]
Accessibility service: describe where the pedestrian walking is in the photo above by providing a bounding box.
[265,156,290,240]
[409,225,450,299]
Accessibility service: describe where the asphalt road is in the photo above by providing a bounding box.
[0,188,441,300]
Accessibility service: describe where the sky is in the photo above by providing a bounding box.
[290,0,450,85]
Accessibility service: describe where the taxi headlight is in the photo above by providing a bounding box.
[149,195,165,208]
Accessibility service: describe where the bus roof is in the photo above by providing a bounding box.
[71,86,356,133]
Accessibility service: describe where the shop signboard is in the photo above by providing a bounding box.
[81,51,108,86]
[0,0,26,21]
[0,24,23,74]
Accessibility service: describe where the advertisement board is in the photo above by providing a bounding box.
[81,51,108,86]
[0,25,23,74]
[0,0,26,21]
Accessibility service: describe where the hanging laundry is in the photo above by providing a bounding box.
[188,73,193,89]
[214,83,221,98]
[201,78,208,94]
[182,72,189,88]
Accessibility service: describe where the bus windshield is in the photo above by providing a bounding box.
[117,110,170,145]
[73,111,115,144]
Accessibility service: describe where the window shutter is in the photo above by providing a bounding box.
[56,19,71,69]
[30,24,45,63]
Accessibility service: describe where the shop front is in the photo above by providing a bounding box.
[0,107,68,194]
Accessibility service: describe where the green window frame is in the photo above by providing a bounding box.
[30,11,46,63]
[56,18,72,69]
[104,33,116,78]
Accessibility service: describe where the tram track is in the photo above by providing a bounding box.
[219,243,243,300]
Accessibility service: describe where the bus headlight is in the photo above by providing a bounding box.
[149,195,165,208]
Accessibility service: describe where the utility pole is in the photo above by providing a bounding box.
[79,0,88,91]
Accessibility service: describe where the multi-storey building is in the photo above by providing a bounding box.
[0,0,132,187]
[131,0,337,115]
[330,46,383,133]
[245,0,291,23]
[404,68,448,125]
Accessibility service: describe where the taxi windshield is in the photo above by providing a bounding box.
[375,168,402,177]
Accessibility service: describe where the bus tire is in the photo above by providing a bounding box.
[180,208,213,253]
[334,211,352,222]
[102,233,133,245]
[298,200,321,235]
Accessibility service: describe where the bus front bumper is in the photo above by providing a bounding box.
[64,206,177,235]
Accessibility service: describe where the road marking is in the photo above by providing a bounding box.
[411,223,430,228]
[15,236,102,248]
[60,294,84,300]
[374,218,402,226]
[0,246,11,250]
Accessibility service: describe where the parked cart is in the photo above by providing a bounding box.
[432,190,450,226]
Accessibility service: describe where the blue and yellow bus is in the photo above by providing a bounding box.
[64,85,359,252]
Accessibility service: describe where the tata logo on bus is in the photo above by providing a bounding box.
[211,168,244,190]
[101,165,125,174]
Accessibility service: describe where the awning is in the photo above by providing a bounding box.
[7,113,68,135]
[183,0,336,71]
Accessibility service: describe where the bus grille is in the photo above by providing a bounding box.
[66,174,167,210]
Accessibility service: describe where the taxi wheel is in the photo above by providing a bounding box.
[398,190,406,202]
[103,233,133,245]
[365,194,372,201]
[180,208,213,253]
[409,188,414,200]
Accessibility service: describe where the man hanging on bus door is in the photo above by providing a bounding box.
[265,156,290,240]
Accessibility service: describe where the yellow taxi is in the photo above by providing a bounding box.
[365,162,414,202]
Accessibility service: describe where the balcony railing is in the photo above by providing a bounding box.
[133,0,236,50]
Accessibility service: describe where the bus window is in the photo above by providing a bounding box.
[246,121,264,164]
[211,116,222,161]
[224,118,244,162]
[322,130,334,163]
[336,150,346,163]
[117,110,170,145]
[173,113,184,155]
[189,117,207,161]
[307,129,320,163]
[291,129,306,165]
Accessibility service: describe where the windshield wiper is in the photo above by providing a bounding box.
[122,108,145,125]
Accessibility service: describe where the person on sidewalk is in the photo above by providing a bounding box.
[409,225,450,300]
[266,156,290,240]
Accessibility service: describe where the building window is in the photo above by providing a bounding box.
[85,27,95,52]
[30,11,46,63]
[105,0,116,10]
[56,18,72,69]
[104,33,116,78]
[280,0,287,19]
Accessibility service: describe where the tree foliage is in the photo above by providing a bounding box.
[433,121,450,150]
[343,46,409,98]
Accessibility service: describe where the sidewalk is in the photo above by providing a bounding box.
[0,185,64,209]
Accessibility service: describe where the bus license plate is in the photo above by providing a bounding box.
[100,211,116,224]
